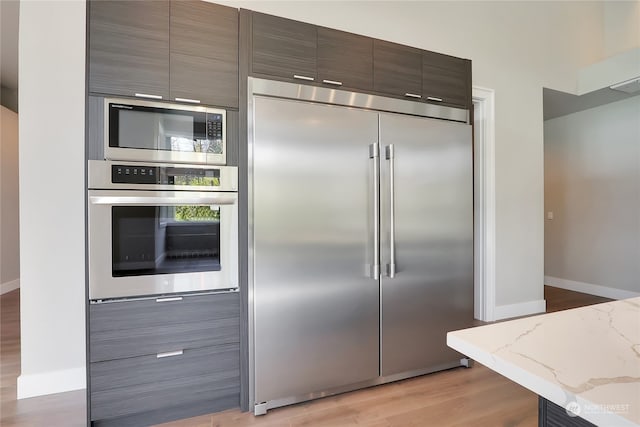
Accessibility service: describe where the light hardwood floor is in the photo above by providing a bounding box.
[0,286,611,427]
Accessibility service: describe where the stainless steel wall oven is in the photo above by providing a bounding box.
[88,160,238,300]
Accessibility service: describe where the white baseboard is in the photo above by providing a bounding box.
[17,366,86,399]
[1,278,20,295]
[493,299,546,321]
[545,276,640,300]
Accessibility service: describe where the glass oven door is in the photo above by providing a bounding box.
[88,190,238,300]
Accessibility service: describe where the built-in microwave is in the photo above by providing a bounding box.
[104,97,227,165]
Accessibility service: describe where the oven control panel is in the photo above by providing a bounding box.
[112,165,220,187]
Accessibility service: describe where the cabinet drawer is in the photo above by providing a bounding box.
[90,292,239,332]
[91,344,240,421]
[90,292,240,362]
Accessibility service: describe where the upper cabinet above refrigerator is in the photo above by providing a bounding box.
[251,12,318,83]
[373,40,423,101]
[422,51,472,109]
[169,1,239,108]
[88,0,239,108]
[251,13,376,93]
[244,10,471,109]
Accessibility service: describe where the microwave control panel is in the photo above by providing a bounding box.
[112,165,220,186]
[206,114,224,141]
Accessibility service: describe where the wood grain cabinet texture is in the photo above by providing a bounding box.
[373,40,423,100]
[247,11,471,109]
[89,0,170,99]
[88,0,239,108]
[89,292,241,426]
[251,12,317,82]
[90,292,240,362]
[317,28,373,91]
[422,50,471,108]
[170,1,238,107]
[91,344,240,421]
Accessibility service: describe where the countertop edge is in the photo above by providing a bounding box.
[446,331,638,427]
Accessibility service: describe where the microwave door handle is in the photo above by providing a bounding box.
[89,195,237,206]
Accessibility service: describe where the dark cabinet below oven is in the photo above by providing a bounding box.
[88,292,240,427]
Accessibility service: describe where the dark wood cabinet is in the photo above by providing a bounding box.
[89,292,241,426]
[247,11,471,110]
[170,1,238,107]
[89,0,170,99]
[91,344,240,421]
[373,40,423,100]
[422,50,471,108]
[317,28,373,91]
[251,12,317,82]
[89,0,239,108]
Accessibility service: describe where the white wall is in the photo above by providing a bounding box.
[218,0,605,315]
[17,0,86,398]
[1,106,20,294]
[544,96,640,299]
[603,0,640,58]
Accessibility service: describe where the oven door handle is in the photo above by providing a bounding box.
[89,194,237,206]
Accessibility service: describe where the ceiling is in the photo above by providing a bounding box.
[1,0,19,91]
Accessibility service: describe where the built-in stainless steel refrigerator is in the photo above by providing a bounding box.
[248,78,473,414]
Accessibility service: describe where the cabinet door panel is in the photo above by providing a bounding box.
[317,28,372,91]
[89,0,169,98]
[422,51,470,108]
[91,344,240,420]
[170,53,238,108]
[170,1,238,107]
[373,40,422,99]
[89,292,240,362]
[251,12,317,81]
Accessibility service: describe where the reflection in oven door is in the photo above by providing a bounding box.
[88,189,238,300]
[112,206,222,277]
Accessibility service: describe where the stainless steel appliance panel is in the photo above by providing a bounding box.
[103,97,227,165]
[88,190,238,300]
[379,113,473,376]
[252,96,380,403]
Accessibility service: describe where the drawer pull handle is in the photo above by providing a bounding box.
[322,79,343,86]
[157,350,184,359]
[134,93,163,100]
[175,97,201,104]
[155,297,183,303]
[404,93,422,99]
[293,74,315,82]
[427,96,443,102]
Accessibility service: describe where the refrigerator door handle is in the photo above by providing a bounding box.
[385,144,396,278]
[369,143,380,279]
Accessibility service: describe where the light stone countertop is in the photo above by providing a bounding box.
[447,297,640,427]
